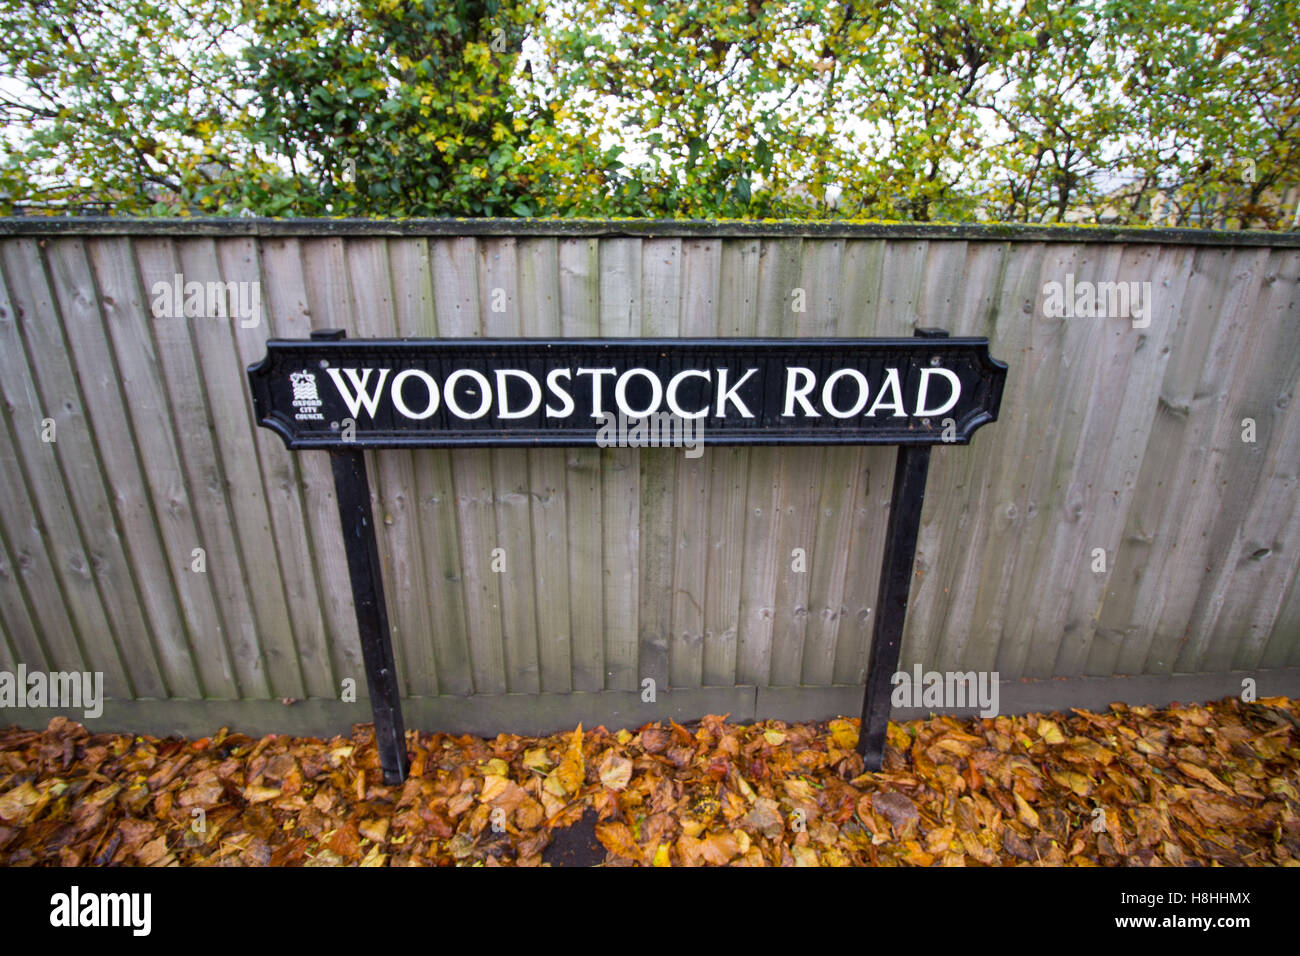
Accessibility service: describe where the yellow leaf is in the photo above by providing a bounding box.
[1014,791,1039,829]
[652,842,672,867]
[900,840,934,866]
[547,729,586,796]
[734,773,757,803]
[792,845,820,866]
[0,781,43,822]
[680,816,706,838]
[1037,719,1065,744]
[522,748,551,771]
[828,718,858,750]
[1048,768,1094,797]
[733,829,751,856]
[886,722,912,753]
[359,818,389,843]
[480,774,510,803]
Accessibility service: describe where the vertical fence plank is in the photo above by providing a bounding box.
[736,237,802,685]
[478,237,541,694]
[799,239,858,688]
[431,237,506,694]
[1134,248,1281,674]
[992,243,1111,679]
[900,238,979,670]
[1051,245,1190,677]
[0,504,47,671]
[669,238,721,688]
[43,238,222,697]
[946,242,1046,677]
[598,238,642,692]
[390,237,474,697]
[637,238,681,690]
[555,237,603,692]
[1108,247,1265,674]
[765,236,827,686]
[832,240,893,686]
[702,238,759,686]
[520,237,575,694]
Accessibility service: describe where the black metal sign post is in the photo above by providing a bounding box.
[249,328,1005,782]
[310,329,409,785]
[857,328,941,769]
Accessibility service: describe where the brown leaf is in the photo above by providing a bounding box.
[597,751,633,792]
[697,831,741,865]
[741,797,784,839]
[328,822,362,861]
[639,725,671,754]
[595,821,642,862]
[134,835,170,866]
[872,790,919,830]
[1176,761,1234,795]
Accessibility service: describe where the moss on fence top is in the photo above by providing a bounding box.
[1,216,1297,247]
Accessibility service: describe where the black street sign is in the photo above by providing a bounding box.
[248,337,1006,448]
[247,329,1007,783]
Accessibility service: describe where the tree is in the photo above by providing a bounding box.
[2,0,1297,226]
[0,0,596,216]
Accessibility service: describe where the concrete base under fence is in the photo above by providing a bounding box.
[5,668,1300,740]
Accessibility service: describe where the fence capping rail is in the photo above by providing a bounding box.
[3,216,1299,247]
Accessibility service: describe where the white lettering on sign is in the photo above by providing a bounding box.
[314,363,965,423]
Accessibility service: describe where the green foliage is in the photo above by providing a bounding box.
[238,0,564,216]
[0,0,1296,226]
[0,0,257,214]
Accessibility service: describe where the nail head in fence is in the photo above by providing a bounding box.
[248,330,1007,782]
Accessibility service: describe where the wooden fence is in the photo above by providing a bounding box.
[0,219,1296,734]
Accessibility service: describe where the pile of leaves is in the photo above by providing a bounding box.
[1,696,1298,866]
